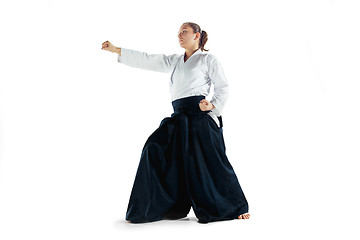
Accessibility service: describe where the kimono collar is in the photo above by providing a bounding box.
[183,48,202,62]
[189,48,202,56]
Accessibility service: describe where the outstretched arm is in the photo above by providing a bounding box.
[101,41,180,73]
[117,47,180,73]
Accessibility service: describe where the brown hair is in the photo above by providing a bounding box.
[182,22,209,52]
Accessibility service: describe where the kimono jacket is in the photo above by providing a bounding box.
[117,47,229,128]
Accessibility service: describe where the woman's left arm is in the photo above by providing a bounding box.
[207,54,229,116]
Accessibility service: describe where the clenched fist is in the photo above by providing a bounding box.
[101,40,120,54]
[199,99,215,111]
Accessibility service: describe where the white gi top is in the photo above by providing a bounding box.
[117,47,229,128]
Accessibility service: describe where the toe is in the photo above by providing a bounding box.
[238,213,250,219]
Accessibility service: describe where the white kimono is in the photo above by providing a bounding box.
[117,47,229,128]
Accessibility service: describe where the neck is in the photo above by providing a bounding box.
[185,46,200,58]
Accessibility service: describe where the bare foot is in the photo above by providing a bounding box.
[238,213,250,219]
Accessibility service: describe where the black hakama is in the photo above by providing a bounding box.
[125,95,249,223]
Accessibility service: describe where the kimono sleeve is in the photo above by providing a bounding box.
[117,47,180,73]
[207,54,229,117]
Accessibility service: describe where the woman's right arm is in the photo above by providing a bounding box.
[101,40,179,73]
[117,47,179,73]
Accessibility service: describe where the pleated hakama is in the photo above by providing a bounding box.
[125,95,249,223]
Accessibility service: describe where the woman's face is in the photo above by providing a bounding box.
[178,25,200,49]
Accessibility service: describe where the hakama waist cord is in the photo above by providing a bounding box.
[125,95,249,223]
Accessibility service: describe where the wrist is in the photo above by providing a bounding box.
[114,47,121,55]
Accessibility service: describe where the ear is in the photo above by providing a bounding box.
[194,32,200,40]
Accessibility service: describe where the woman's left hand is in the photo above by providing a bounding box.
[199,99,215,111]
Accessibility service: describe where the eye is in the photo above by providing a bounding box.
[178,29,187,36]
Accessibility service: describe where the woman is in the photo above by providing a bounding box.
[101,22,250,224]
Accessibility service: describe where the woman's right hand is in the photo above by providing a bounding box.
[101,40,119,54]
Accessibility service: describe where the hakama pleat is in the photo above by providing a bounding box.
[125,95,249,223]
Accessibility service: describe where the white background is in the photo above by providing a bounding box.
[1,0,359,239]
